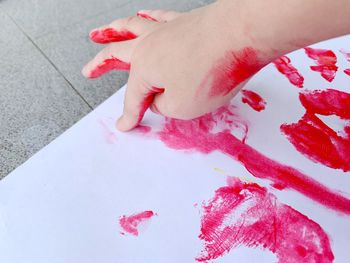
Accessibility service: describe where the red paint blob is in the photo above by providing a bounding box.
[345,69,350,76]
[119,211,155,236]
[300,89,350,119]
[281,89,350,172]
[90,28,137,44]
[304,47,338,82]
[89,57,130,79]
[197,179,334,262]
[273,56,304,88]
[136,12,158,22]
[241,90,266,112]
[157,106,350,214]
[201,47,264,97]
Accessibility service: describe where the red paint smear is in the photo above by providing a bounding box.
[201,47,264,97]
[119,211,155,236]
[281,89,350,172]
[197,179,334,262]
[90,28,137,44]
[134,124,152,134]
[98,119,117,144]
[157,106,350,214]
[136,12,158,22]
[300,89,350,119]
[89,57,130,79]
[241,90,266,112]
[304,47,338,82]
[273,56,304,88]
[345,69,350,76]
[136,87,164,126]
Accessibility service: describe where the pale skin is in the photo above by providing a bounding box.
[82,0,350,131]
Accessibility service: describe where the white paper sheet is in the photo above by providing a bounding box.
[1,36,350,263]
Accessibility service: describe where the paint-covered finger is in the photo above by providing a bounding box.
[137,10,182,22]
[90,16,157,44]
[82,40,135,79]
[117,73,164,131]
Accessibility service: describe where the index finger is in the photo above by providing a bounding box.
[117,71,164,131]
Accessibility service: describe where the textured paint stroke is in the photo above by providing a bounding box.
[304,47,338,82]
[273,56,304,88]
[157,105,350,214]
[241,90,266,112]
[196,178,334,262]
[281,89,350,172]
[119,211,155,236]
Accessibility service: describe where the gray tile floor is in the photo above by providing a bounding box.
[0,0,213,179]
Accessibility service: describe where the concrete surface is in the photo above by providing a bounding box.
[0,0,213,179]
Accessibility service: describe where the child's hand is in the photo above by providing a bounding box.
[83,0,350,131]
[82,2,274,131]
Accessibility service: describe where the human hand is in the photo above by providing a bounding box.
[82,2,278,131]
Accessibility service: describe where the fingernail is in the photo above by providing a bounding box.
[137,10,150,14]
[116,116,124,131]
[89,29,99,38]
[81,65,90,78]
[116,116,130,132]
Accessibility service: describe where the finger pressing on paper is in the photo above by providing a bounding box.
[82,41,134,79]
[90,16,157,44]
[117,71,164,131]
[136,10,182,23]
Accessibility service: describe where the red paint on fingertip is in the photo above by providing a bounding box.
[241,90,266,112]
[197,179,334,262]
[134,125,152,134]
[201,47,264,97]
[89,57,130,79]
[119,211,155,236]
[304,47,338,82]
[90,28,137,44]
[136,12,158,22]
[157,106,350,214]
[273,56,304,88]
[281,89,350,172]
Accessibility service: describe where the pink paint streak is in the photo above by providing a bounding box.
[136,12,158,22]
[241,90,266,112]
[201,47,264,97]
[281,89,350,172]
[119,211,155,236]
[90,28,137,44]
[98,119,117,144]
[89,57,130,79]
[273,56,304,88]
[157,106,350,214]
[196,179,334,262]
[304,47,338,82]
[340,49,350,76]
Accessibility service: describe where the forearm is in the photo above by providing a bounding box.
[216,0,350,58]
